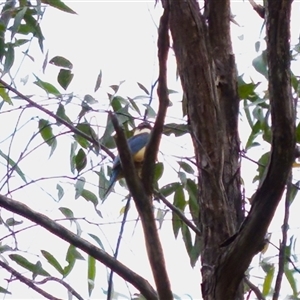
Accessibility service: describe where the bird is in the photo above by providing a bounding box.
[104,122,152,198]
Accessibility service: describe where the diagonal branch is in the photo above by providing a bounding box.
[0,260,62,300]
[110,113,172,300]
[217,1,295,299]
[0,194,158,300]
[0,79,114,159]
[142,3,170,195]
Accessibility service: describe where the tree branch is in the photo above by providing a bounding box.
[0,194,158,300]
[110,113,172,300]
[142,3,170,195]
[0,260,62,300]
[154,191,201,236]
[248,0,265,19]
[0,79,114,159]
[273,174,292,300]
[34,277,83,300]
[217,1,295,298]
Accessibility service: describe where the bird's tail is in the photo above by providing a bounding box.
[104,169,119,199]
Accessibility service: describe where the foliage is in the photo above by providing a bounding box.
[0,1,299,300]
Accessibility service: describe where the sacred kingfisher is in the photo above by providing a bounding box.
[104,122,152,197]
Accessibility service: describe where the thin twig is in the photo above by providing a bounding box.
[107,197,131,300]
[0,260,62,300]
[154,190,201,236]
[244,277,265,300]
[34,277,83,300]
[0,79,114,159]
[248,0,265,18]
[273,173,292,300]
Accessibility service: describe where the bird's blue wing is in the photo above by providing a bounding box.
[112,132,150,168]
[127,132,150,153]
[105,132,150,198]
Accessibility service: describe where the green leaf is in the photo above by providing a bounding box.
[296,122,300,143]
[262,264,274,296]
[0,149,27,183]
[66,245,84,261]
[3,43,15,75]
[75,177,85,199]
[0,245,13,253]
[58,69,74,90]
[88,256,96,296]
[9,254,50,278]
[178,171,187,184]
[38,119,57,155]
[81,189,98,206]
[253,152,269,183]
[94,70,102,92]
[172,186,185,238]
[178,161,194,174]
[127,96,141,116]
[70,142,77,174]
[74,123,96,149]
[159,182,181,197]
[181,223,192,255]
[137,82,149,95]
[75,148,87,173]
[154,162,164,182]
[143,104,156,118]
[23,11,44,52]
[163,123,189,137]
[0,286,11,294]
[186,179,199,224]
[97,168,110,201]
[59,207,74,218]
[284,267,297,297]
[49,55,73,69]
[42,0,77,14]
[56,184,64,201]
[190,236,202,267]
[0,84,12,104]
[41,250,64,275]
[11,7,27,39]
[252,50,268,79]
[238,82,258,100]
[84,94,97,104]
[88,233,105,250]
[56,104,72,125]
[6,218,23,226]
[34,76,60,96]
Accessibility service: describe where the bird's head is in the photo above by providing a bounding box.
[134,122,152,135]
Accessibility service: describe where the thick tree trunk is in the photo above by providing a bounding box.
[168,0,294,299]
[168,0,241,299]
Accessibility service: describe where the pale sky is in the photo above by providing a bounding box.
[1,1,300,299]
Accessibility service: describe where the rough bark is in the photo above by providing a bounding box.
[168,0,295,299]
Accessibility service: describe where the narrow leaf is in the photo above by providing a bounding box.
[0,149,27,183]
[75,177,85,199]
[59,207,74,218]
[49,56,73,69]
[34,76,60,96]
[137,82,149,95]
[94,70,102,92]
[75,149,87,173]
[42,0,77,14]
[81,189,98,206]
[88,255,96,296]
[41,250,64,275]
[56,184,64,201]
[3,43,14,75]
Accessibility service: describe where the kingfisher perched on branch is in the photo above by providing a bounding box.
[104,122,152,197]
